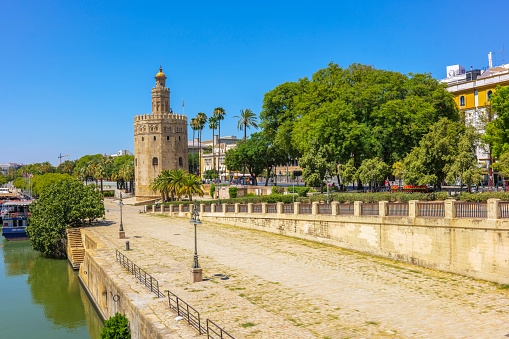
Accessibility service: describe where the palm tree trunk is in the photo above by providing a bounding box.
[192,129,195,175]
[100,178,103,194]
[218,120,221,181]
[212,128,215,176]
[244,121,247,141]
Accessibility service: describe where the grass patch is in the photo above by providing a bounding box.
[365,321,379,326]
[498,284,509,289]
[242,323,256,328]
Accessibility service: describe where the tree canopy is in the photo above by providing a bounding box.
[27,178,104,258]
[483,86,509,158]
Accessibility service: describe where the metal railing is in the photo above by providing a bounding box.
[203,205,211,212]
[299,203,312,214]
[455,202,487,218]
[252,204,262,213]
[338,203,354,215]
[238,205,248,213]
[214,205,223,213]
[387,203,409,216]
[266,204,277,213]
[207,319,235,339]
[417,202,445,217]
[182,205,190,212]
[115,250,164,298]
[501,202,509,218]
[282,204,294,214]
[168,291,204,334]
[226,204,235,213]
[318,204,332,215]
[361,203,379,216]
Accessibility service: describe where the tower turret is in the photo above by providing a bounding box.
[152,66,170,114]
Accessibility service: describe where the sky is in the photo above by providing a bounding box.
[1,0,508,166]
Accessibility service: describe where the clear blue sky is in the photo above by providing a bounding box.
[1,0,508,166]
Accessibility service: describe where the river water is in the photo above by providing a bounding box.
[0,238,103,338]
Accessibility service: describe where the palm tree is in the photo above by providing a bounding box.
[190,118,199,175]
[95,165,108,193]
[150,170,172,201]
[196,112,207,177]
[234,109,258,141]
[208,116,219,176]
[181,173,204,200]
[120,160,135,193]
[213,107,226,180]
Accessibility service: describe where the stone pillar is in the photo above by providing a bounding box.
[294,202,300,215]
[331,201,339,215]
[211,203,216,213]
[190,268,202,283]
[248,203,253,214]
[234,203,240,214]
[222,203,227,213]
[144,205,148,213]
[488,198,501,219]
[277,202,283,214]
[408,200,419,218]
[261,203,267,214]
[152,205,156,213]
[178,204,183,213]
[200,204,205,214]
[445,199,456,219]
[312,201,319,215]
[354,201,362,217]
[379,201,388,217]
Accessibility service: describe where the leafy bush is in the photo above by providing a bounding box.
[210,184,216,197]
[229,187,238,199]
[288,187,310,197]
[271,186,285,194]
[100,312,131,339]
[103,191,114,197]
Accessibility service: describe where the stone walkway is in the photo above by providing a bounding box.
[94,200,509,338]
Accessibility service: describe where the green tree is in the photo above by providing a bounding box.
[234,108,259,141]
[483,86,509,158]
[27,178,104,258]
[196,112,207,177]
[213,107,226,178]
[299,140,335,188]
[100,312,131,339]
[208,115,219,175]
[357,158,390,189]
[392,160,404,188]
[337,158,357,188]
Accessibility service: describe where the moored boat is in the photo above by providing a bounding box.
[1,200,32,240]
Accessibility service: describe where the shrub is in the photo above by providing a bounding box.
[229,187,238,199]
[100,312,131,339]
[297,187,310,197]
[210,184,216,197]
[103,191,114,197]
[271,186,285,195]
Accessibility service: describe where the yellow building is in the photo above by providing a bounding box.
[442,55,509,185]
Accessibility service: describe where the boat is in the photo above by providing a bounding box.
[1,200,32,240]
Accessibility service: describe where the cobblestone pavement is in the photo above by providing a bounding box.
[96,200,509,338]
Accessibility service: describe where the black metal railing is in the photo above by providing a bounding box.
[387,203,409,216]
[168,291,204,334]
[182,205,190,212]
[338,203,354,215]
[115,250,164,298]
[455,202,487,218]
[282,204,294,214]
[501,202,509,218]
[252,204,262,213]
[203,205,211,212]
[361,203,379,216]
[226,204,235,213]
[266,204,277,213]
[318,204,332,215]
[214,204,223,213]
[299,203,312,214]
[207,319,235,339]
[417,202,445,217]
[238,205,248,213]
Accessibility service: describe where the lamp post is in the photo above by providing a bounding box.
[118,193,125,239]
[189,200,203,282]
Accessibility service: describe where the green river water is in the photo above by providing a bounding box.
[0,238,103,338]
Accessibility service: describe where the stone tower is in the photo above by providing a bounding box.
[133,67,188,200]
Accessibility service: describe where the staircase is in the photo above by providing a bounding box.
[67,228,85,270]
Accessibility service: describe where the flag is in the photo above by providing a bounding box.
[182,98,184,108]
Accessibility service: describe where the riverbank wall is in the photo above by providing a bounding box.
[151,199,509,284]
[77,230,174,339]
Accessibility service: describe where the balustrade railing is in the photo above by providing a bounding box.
[214,204,223,213]
[266,204,277,213]
[182,204,190,212]
[338,203,354,215]
[226,204,235,213]
[318,204,332,215]
[501,202,509,218]
[282,204,294,214]
[387,203,409,216]
[238,205,248,213]
[455,202,487,218]
[361,203,379,216]
[252,204,262,213]
[203,205,211,212]
[417,202,445,217]
[299,203,312,214]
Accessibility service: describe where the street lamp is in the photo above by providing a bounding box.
[118,193,125,238]
[189,200,203,282]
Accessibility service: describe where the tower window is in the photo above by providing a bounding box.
[179,136,181,141]
[167,136,169,140]
[487,90,493,102]
[135,158,137,166]
[152,157,158,166]
[179,157,183,167]
[142,137,144,141]
[460,96,465,107]
[154,136,156,141]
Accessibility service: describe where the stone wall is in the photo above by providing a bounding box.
[79,230,173,339]
[155,199,509,284]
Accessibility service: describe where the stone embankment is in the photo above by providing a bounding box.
[79,199,509,338]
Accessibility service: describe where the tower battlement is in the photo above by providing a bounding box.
[133,113,188,123]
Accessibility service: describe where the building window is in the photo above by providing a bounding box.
[142,137,144,141]
[167,136,169,140]
[179,157,183,167]
[152,157,158,166]
[179,136,181,141]
[154,136,156,141]
[460,96,465,107]
[487,90,493,102]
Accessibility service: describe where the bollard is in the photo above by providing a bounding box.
[126,241,130,251]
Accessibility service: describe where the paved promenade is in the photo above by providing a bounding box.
[95,199,509,338]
